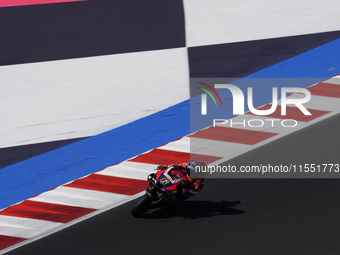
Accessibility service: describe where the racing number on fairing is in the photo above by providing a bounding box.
[160,177,171,185]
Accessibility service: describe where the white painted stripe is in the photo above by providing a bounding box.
[158,136,249,158]
[0,47,189,148]
[29,186,129,209]
[158,137,190,153]
[184,0,340,47]
[0,215,62,239]
[190,137,250,158]
[96,161,158,180]
[324,77,340,85]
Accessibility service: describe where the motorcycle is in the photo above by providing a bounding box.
[131,166,190,217]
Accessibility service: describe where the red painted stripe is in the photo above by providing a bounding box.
[0,235,26,250]
[308,82,340,98]
[65,174,149,195]
[0,0,86,8]
[247,105,329,122]
[190,126,277,145]
[129,148,221,165]
[0,200,95,223]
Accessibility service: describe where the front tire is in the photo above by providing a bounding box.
[131,194,152,217]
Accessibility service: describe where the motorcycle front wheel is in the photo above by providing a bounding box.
[131,194,152,217]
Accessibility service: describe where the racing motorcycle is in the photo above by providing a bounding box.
[131,166,190,217]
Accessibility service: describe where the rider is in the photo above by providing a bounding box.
[151,160,206,201]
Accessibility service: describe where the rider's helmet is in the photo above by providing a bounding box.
[186,160,200,176]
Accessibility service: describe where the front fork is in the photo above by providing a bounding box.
[146,173,173,208]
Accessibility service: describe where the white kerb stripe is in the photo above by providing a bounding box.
[158,137,190,153]
[325,77,340,85]
[96,161,158,180]
[28,186,129,209]
[0,215,62,239]
[157,136,251,158]
[189,137,250,158]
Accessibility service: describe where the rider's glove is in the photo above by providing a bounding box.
[156,165,167,170]
[180,188,190,199]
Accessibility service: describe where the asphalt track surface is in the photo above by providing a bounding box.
[6,113,340,255]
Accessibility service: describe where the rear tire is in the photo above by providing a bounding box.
[131,194,152,217]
